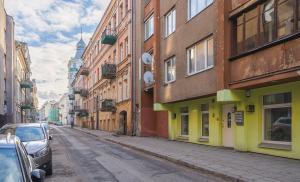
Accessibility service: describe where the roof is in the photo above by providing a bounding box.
[0,134,19,148]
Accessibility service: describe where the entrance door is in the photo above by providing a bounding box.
[222,104,234,148]
[119,111,127,135]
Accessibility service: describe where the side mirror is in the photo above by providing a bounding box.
[31,169,46,182]
[49,135,53,140]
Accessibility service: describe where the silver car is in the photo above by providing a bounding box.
[0,123,53,175]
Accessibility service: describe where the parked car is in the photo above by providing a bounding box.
[0,123,53,175]
[0,134,46,182]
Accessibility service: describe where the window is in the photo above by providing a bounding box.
[125,37,129,56]
[145,15,154,40]
[187,37,214,75]
[125,0,129,11]
[180,107,189,136]
[188,0,213,20]
[200,104,209,138]
[165,57,176,83]
[120,3,124,19]
[165,8,176,37]
[234,0,299,55]
[263,93,291,143]
[113,49,116,64]
[120,43,124,62]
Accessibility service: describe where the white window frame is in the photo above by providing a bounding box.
[164,57,176,83]
[262,96,292,145]
[165,8,176,37]
[188,0,214,20]
[180,112,189,137]
[187,37,214,76]
[201,110,209,138]
[144,14,154,40]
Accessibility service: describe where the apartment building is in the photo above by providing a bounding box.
[133,0,168,138]
[154,0,300,160]
[78,0,133,134]
[15,41,34,123]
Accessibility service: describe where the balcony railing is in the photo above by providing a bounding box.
[20,80,33,89]
[73,106,89,117]
[101,29,117,45]
[69,109,75,115]
[73,88,81,94]
[79,67,89,76]
[101,63,116,79]
[80,89,88,97]
[20,101,33,110]
[99,99,116,112]
[69,94,75,100]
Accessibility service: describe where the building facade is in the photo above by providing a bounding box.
[133,0,168,138]
[77,0,133,134]
[154,0,300,160]
[67,37,86,126]
[57,93,68,125]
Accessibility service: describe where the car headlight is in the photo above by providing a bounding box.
[34,147,49,158]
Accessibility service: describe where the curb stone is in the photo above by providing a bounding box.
[73,127,244,182]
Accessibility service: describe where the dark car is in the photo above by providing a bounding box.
[0,123,53,175]
[0,134,46,182]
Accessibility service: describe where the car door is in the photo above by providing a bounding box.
[17,142,32,182]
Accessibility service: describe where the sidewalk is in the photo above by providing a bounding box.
[74,127,300,182]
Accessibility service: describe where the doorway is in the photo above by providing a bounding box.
[119,111,127,135]
[222,104,234,148]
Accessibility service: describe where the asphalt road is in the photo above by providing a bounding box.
[45,126,227,182]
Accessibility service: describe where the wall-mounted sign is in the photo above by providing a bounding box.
[235,111,244,126]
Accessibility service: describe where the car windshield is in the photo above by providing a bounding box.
[0,148,23,182]
[16,127,45,142]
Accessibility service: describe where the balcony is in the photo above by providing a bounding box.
[73,88,81,94]
[69,109,75,115]
[20,80,33,89]
[101,63,116,79]
[74,106,89,117]
[99,99,116,112]
[20,101,33,110]
[69,94,75,100]
[101,29,117,45]
[79,67,89,76]
[80,89,88,97]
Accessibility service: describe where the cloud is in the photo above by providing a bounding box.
[4,0,111,107]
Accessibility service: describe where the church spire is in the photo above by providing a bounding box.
[74,28,86,59]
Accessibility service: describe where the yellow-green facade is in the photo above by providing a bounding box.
[157,81,300,159]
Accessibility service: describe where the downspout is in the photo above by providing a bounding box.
[131,0,137,136]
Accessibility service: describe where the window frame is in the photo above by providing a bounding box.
[165,8,176,37]
[188,0,214,20]
[180,110,189,137]
[233,0,300,56]
[262,93,292,145]
[187,36,214,76]
[144,14,154,40]
[164,57,176,84]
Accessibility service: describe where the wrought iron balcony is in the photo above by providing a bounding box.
[99,99,116,112]
[20,101,33,110]
[69,109,75,115]
[73,87,81,94]
[69,94,75,100]
[101,29,117,45]
[79,67,89,76]
[20,80,33,89]
[74,106,89,117]
[101,63,116,79]
[80,89,88,97]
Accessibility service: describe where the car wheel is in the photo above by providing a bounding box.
[46,161,53,176]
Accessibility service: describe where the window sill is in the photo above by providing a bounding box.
[258,142,291,151]
[186,66,214,78]
[144,34,154,42]
[198,137,209,143]
[164,80,176,86]
[230,32,300,61]
[176,136,189,141]
[164,31,175,39]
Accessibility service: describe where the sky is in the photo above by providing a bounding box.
[5,0,110,108]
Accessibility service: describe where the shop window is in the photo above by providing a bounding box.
[263,93,291,143]
[233,0,299,55]
[180,107,189,136]
[187,37,214,75]
[201,104,209,138]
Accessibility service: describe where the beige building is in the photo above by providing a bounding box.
[76,0,133,134]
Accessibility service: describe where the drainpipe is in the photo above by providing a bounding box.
[131,0,137,136]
